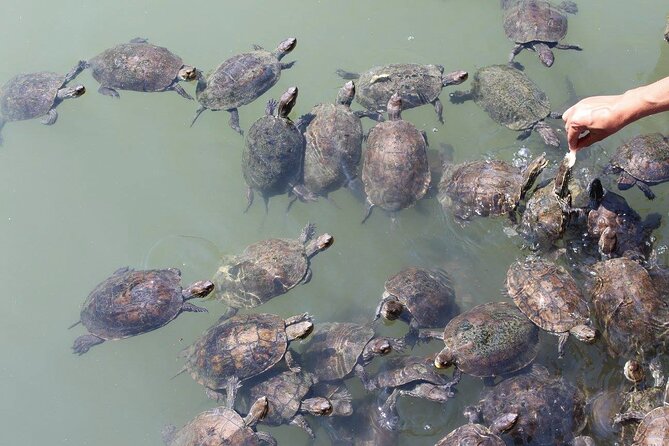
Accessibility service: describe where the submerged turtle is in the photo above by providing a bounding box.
[665,16,669,43]
[604,133,669,200]
[0,62,86,144]
[336,63,468,123]
[86,38,197,99]
[242,86,315,212]
[438,153,547,222]
[504,0,581,67]
[506,255,597,357]
[374,267,458,343]
[630,405,669,446]
[71,267,213,355]
[162,395,276,446]
[324,394,399,446]
[192,38,297,134]
[450,64,562,146]
[212,223,333,319]
[420,301,539,378]
[435,409,518,446]
[361,93,431,223]
[180,312,313,403]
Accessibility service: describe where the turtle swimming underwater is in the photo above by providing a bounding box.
[435,408,518,446]
[70,267,213,355]
[86,38,197,99]
[0,61,86,144]
[192,38,297,134]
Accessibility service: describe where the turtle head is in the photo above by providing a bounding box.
[183,280,215,300]
[442,70,468,87]
[276,37,297,60]
[434,347,455,369]
[387,93,402,120]
[57,84,86,100]
[336,81,355,107]
[285,315,314,341]
[379,297,404,321]
[302,397,333,416]
[277,86,298,118]
[519,153,548,199]
[306,233,334,258]
[247,396,270,426]
[624,359,645,385]
[535,43,555,67]
[364,338,393,361]
[571,324,597,344]
[178,64,197,82]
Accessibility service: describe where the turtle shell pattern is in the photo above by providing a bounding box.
[166,406,261,446]
[436,423,505,446]
[441,301,539,377]
[303,102,363,195]
[384,267,456,328]
[370,355,450,389]
[80,267,185,340]
[632,406,669,446]
[506,256,591,335]
[89,42,185,92]
[301,322,375,382]
[213,237,308,309]
[183,313,290,390]
[520,179,569,247]
[362,119,430,212]
[0,72,64,121]
[243,370,315,426]
[610,133,669,185]
[471,65,551,130]
[197,50,282,110]
[354,64,444,112]
[503,0,569,44]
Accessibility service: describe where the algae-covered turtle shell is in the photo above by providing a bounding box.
[506,256,596,357]
[438,153,547,222]
[71,267,213,355]
[87,38,196,99]
[604,132,669,200]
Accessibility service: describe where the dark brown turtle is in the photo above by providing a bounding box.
[0,62,86,144]
[604,133,669,200]
[450,65,562,146]
[435,409,518,446]
[361,93,431,223]
[162,395,277,446]
[374,267,458,343]
[324,394,398,446]
[506,255,597,357]
[420,301,539,378]
[586,256,669,358]
[437,153,547,222]
[477,364,587,445]
[70,267,213,355]
[179,312,313,403]
[504,0,581,68]
[86,38,196,99]
[630,406,669,446]
[212,223,333,319]
[242,86,316,212]
[300,322,405,386]
[336,63,468,123]
[191,38,297,134]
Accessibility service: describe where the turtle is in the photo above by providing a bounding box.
[191,38,297,134]
[299,322,405,387]
[450,64,562,146]
[503,0,582,68]
[603,133,669,200]
[361,93,431,223]
[0,61,87,145]
[336,63,468,123]
[70,267,213,355]
[323,394,399,446]
[179,312,313,404]
[476,364,587,445]
[437,153,548,222]
[505,255,597,358]
[630,405,669,446]
[212,223,333,319]
[162,395,277,446]
[435,408,518,446]
[665,15,669,43]
[85,38,197,99]
[419,301,539,378]
[242,86,316,212]
[374,267,458,344]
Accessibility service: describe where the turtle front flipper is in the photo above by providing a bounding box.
[179,302,208,313]
[508,43,526,65]
[170,83,193,100]
[72,334,105,355]
[0,118,5,145]
[256,431,278,446]
[64,60,88,83]
[335,69,360,80]
[98,85,120,98]
[227,108,243,135]
[290,414,315,438]
[41,109,58,125]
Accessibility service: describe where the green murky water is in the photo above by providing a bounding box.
[1,1,669,444]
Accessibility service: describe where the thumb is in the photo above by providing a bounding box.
[566,124,586,152]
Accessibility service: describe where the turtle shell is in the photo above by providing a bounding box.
[0,72,64,121]
[588,257,669,357]
[166,406,261,446]
[436,423,505,446]
[362,119,430,212]
[632,406,669,446]
[242,112,304,196]
[303,102,363,195]
[242,370,315,426]
[618,386,666,445]
[609,133,669,185]
[301,322,375,381]
[354,64,444,112]
[440,301,539,377]
[183,313,290,390]
[503,0,569,44]
[383,267,457,328]
[196,50,282,110]
[471,65,551,130]
[89,42,185,92]
[520,179,570,247]
[370,355,449,390]
[213,236,308,309]
[506,256,591,335]
[80,267,185,340]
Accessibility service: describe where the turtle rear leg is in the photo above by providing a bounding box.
[555,42,583,51]
[180,302,208,313]
[170,83,194,100]
[256,432,278,446]
[98,85,120,98]
[335,69,360,80]
[227,108,243,135]
[72,334,105,355]
[557,332,569,358]
[281,61,296,70]
[41,109,58,125]
[508,43,526,65]
[361,200,374,224]
[244,187,254,213]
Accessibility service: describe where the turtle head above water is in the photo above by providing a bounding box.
[276,37,297,59]
[178,65,197,82]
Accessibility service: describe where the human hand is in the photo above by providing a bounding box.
[562,95,629,153]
